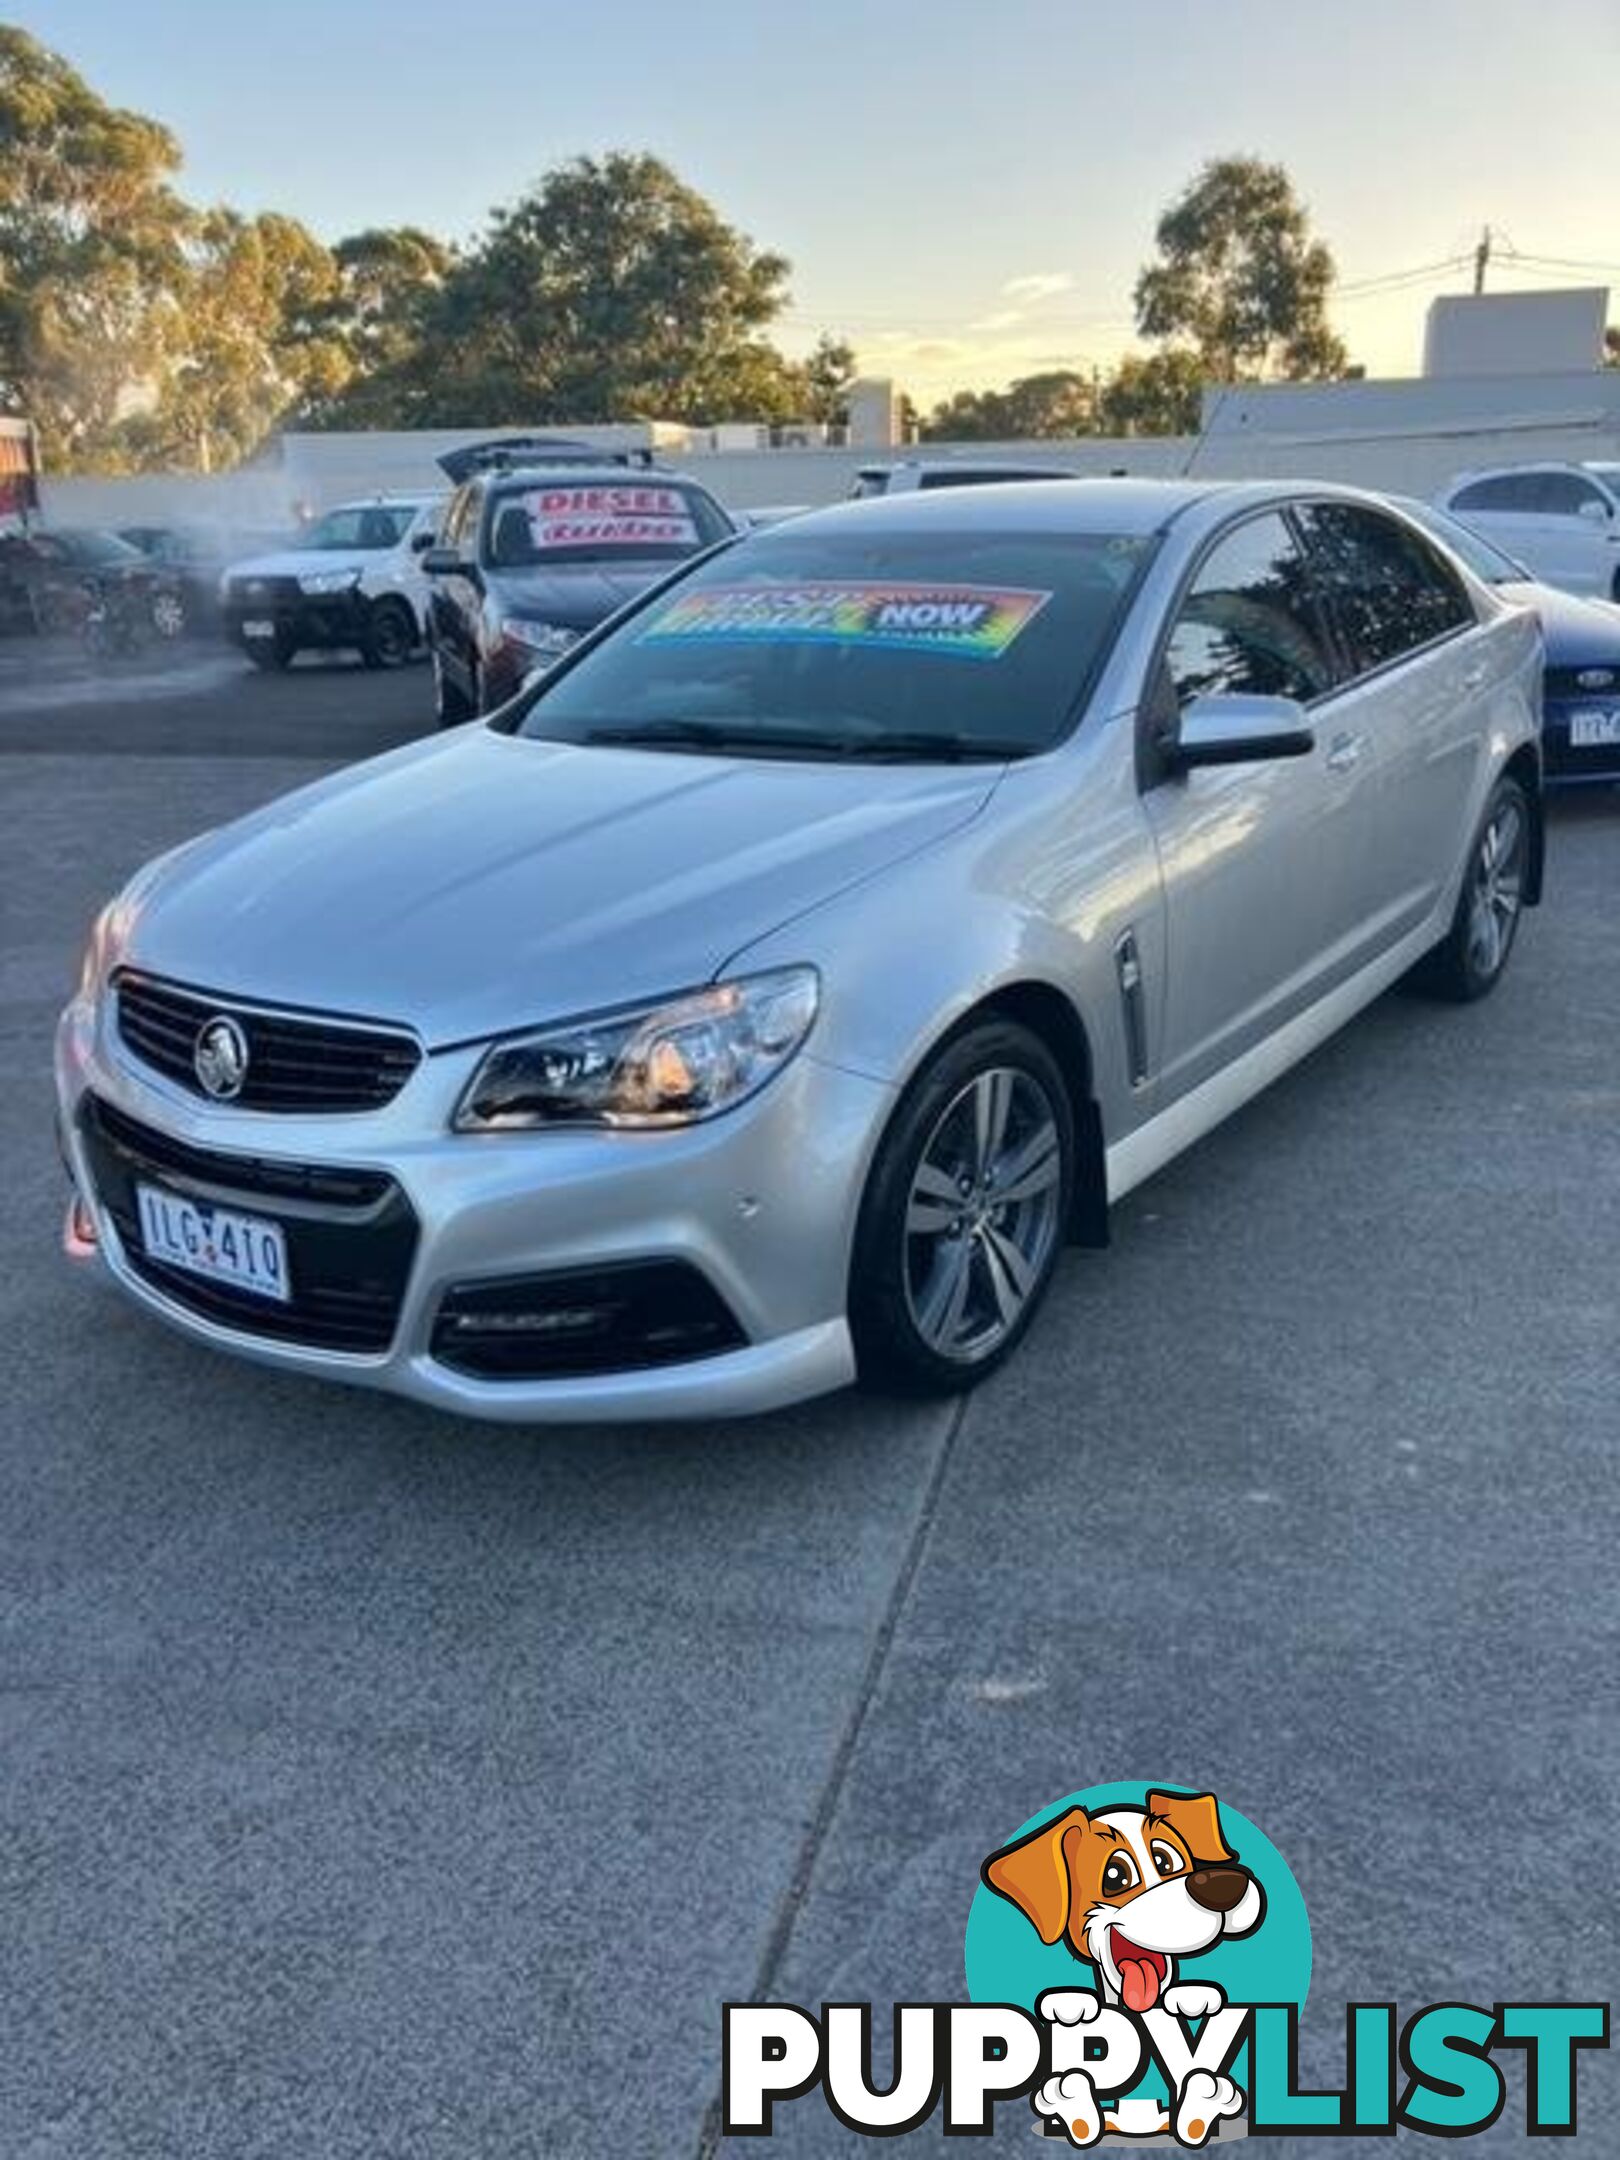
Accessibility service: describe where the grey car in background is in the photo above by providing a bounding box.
[57,481,1542,1422]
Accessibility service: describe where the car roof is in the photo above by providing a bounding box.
[785,475,1238,538]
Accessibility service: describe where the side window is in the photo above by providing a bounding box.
[1532,471,1608,517]
[1451,474,1537,514]
[1165,512,1338,707]
[676,486,735,544]
[1296,503,1473,677]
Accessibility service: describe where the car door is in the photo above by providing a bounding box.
[430,485,481,691]
[1294,500,1487,944]
[1531,468,1620,596]
[1140,507,1361,1103]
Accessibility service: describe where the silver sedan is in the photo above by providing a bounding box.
[56,480,1543,1421]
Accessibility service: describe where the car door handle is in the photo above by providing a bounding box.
[1325,732,1366,773]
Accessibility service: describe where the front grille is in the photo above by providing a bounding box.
[1545,664,1620,701]
[116,972,421,1114]
[78,1095,417,1354]
[431,1262,746,1380]
[228,574,302,607]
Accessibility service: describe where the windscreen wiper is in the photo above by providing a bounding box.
[580,720,1017,763]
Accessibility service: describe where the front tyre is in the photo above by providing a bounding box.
[850,1019,1074,1394]
[1413,773,1530,1002]
[363,598,416,669]
[432,644,474,726]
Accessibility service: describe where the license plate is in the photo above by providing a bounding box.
[1568,707,1620,747]
[241,618,276,639]
[136,1183,290,1303]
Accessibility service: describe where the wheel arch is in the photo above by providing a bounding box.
[886,977,1109,1249]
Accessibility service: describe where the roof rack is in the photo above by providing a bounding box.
[437,435,663,482]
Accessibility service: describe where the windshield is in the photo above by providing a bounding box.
[515,524,1157,760]
[54,528,147,567]
[1395,498,1524,584]
[482,480,727,568]
[299,504,421,551]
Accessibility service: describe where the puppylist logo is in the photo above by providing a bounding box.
[723,1782,1609,2144]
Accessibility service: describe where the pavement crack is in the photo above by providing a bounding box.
[691,1393,971,2159]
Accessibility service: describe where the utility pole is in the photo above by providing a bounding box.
[1473,225,1492,295]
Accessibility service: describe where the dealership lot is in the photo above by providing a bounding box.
[3,655,1618,2155]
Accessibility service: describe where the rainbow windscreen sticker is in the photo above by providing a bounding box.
[638,581,1051,661]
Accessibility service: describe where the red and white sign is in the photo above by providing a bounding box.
[522,485,698,550]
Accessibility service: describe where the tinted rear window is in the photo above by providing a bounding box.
[517,525,1158,759]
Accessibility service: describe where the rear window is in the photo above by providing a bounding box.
[482,482,728,567]
[516,525,1158,760]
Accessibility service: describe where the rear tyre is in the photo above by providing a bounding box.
[850,1019,1074,1395]
[432,644,474,727]
[1412,773,1530,1002]
[245,636,293,672]
[363,598,416,669]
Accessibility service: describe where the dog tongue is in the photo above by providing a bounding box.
[1120,1958,1160,2013]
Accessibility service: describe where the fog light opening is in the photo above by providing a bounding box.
[64,1194,99,1256]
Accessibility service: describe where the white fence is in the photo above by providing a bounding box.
[35,413,1620,530]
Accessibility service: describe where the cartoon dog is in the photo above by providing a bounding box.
[982,1788,1264,2147]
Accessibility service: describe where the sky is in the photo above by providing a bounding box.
[20,0,1620,404]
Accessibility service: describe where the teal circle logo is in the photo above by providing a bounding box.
[965,1782,1310,2128]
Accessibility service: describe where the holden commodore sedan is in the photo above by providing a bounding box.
[56,481,1542,1422]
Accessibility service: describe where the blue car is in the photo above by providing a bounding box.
[1397,497,1620,783]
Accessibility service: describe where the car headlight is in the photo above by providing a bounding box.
[298,568,362,595]
[453,966,820,1132]
[500,617,578,662]
[77,901,118,997]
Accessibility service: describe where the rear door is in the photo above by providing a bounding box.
[1141,507,1360,1101]
[1294,500,1488,940]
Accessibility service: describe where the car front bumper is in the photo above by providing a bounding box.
[224,585,371,656]
[1542,695,1620,782]
[55,991,887,1422]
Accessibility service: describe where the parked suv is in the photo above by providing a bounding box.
[221,496,442,670]
[1438,462,1620,598]
[423,463,736,722]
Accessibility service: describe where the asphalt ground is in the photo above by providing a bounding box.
[2,637,1616,2156]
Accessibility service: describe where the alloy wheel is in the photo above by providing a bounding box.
[1467,796,1524,981]
[902,1066,1062,1362]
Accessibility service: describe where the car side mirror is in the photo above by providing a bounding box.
[1577,498,1611,523]
[1174,691,1316,768]
[421,546,478,586]
[409,529,437,554]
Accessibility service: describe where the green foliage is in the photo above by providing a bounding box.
[923,369,1096,441]
[322,153,804,429]
[1096,348,1205,435]
[1133,156,1347,382]
[0,31,821,468]
[0,25,190,468]
[800,334,857,426]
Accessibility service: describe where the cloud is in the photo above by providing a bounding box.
[1002,272,1073,303]
[967,308,1025,332]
